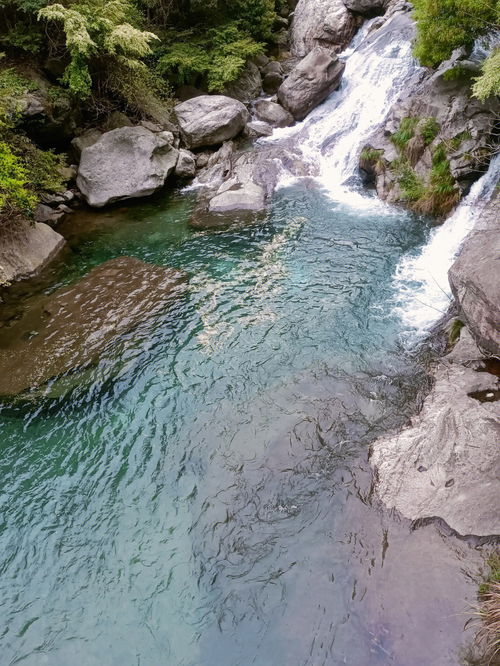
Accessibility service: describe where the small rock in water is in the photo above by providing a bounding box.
[445,478,455,488]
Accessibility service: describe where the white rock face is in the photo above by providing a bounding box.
[0,220,65,284]
[77,126,178,207]
[174,95,249,149]
[290,0,358,56]
[175,149,197,178]
[371,330,500,537]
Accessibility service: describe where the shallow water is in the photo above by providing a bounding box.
[0,184,484,665]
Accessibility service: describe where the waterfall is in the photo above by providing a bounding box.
[264,12,423,208]
[393,153,500,338]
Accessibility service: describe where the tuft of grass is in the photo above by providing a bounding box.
[420,117,440,145]
[360,147,384,162]
[473,553,500,664]
[390,116,420,151]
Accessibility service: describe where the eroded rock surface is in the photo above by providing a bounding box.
[0,220,66,285]
[290,0,358,56]
[0,257,187,396]
[371,328,500,537]
[278,46,345,120]
[174,95,249,149]
[77,127,179,207]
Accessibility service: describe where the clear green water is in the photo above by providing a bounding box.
[0,185,474,665]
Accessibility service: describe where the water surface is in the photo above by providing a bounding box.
[0,184,483,666]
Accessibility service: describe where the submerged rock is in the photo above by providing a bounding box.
[278,46,345,120]
[290,0,358,56]
[0,257,187,396]
[77,127,179,207]
[0,220,65,285]
[174,95,249,149]
[371,328,500,537]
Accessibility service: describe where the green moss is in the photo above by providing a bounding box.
[0,140,37,217]
[446,318,464,346]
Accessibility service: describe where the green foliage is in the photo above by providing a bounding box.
[446,318,464,346]
[479,553,500,595]
[420,117,440,145]
[360,147,383,161]
[156,23,264,92]
[390,116,419,151]
[0,67,35,127]
[37,0,159,98]
[0,140,36,216]
[472,48,500,100]
[412,0,500,68]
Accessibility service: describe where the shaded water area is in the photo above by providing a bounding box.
[0,184,486,665]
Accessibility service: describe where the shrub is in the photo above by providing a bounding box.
[472,47,500,100]
[412,0,499,68]
[0,140,37,217]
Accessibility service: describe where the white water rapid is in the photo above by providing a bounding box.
[394,153,500,337]
[264,12,423,207]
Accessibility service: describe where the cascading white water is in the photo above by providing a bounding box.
[393,153,500,338]
[264,13,423,207]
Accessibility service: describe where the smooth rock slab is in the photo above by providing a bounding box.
[371,334,500,537]
[0,257,187,396]
[278,46,346,120]
[0,220,65,285]
[77,126,179,207]
[449,226,500,355]
[208,181,266,213]
[174,95,250,149]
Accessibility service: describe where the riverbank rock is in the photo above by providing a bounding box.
[175,149,197,178]
[370,328,500,537]
[77,127,179,207]
[208,181,266,214]
[174,95,249,149]
[0,220,65,285]
[253,100,294,128]
[290,0,358,56]
[343,0,386,14]
[0,257,187,396]
[224,61,263,104]
[448,190,500,355]
[278,46,346,120]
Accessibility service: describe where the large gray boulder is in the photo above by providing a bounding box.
[371,328,500,537]
[0,220,65,285]
[448,194,500,355]
[77,126,178,207]
[174,95,250,149]
[278,46,346,120]
[343,0,385,14]
[290,0,358,56]
[253,100,294,128]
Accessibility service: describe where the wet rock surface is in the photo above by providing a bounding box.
[174,95,250,149]
[0,257,187,396]
[253,99,294,127]
[278,46,346,120]
[0,220,66,285]
[77,127,179,207]
[371,328,500,537]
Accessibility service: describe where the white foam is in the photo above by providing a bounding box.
[394,154,500,338]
